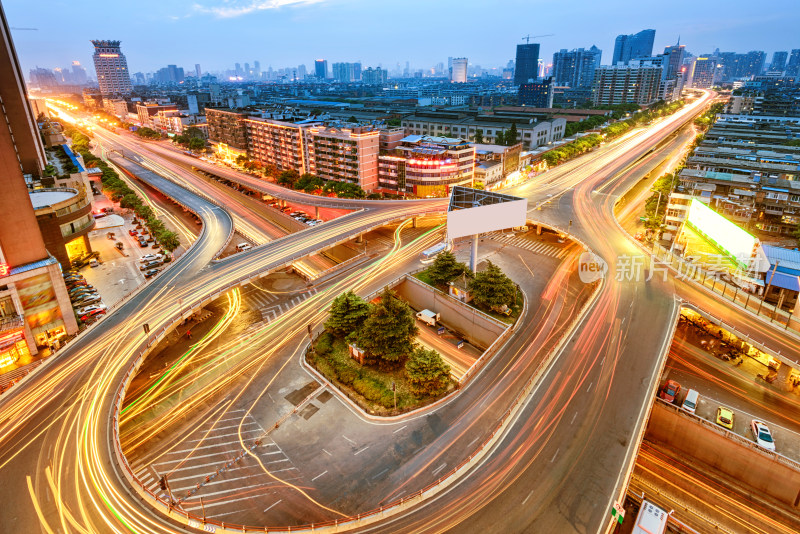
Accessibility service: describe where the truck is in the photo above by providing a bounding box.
[416,309,440,327]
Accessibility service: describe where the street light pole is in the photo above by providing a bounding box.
[757,261,780,315]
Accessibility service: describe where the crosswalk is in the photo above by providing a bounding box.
[241,286,319,323]
[131,409,300,519]
[487,232,570,259]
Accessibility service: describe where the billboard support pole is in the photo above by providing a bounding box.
[471,234,479,272]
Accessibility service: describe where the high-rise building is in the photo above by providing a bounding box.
[297,64,307,80]
[770,51,788,72]
[71,61,87,85]
[552,46,602,88]
[362,67,387,85]
[195,63,201,78]
[514,43,540,85]
[663,43,686,80]
[687,56,716,88]
[518,77,554,107]
[314,59,328,79]
[28,67,58,88]
[592,64,662,106]
[787,50,800,77]
[1,3,78,361]
[91,40,133,96]
[332,62,362,83]
[612,29,656,65]
[450,57,468,83]
[253,60,261,76]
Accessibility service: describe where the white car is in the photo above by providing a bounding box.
[139,254,160,263]
[76,304,108,316]
[750,420,776,451]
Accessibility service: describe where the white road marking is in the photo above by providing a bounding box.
[311,470,328,482]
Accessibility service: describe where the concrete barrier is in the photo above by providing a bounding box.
[647,400,800,506]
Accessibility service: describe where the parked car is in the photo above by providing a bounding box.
[89,258,100,267]
[659,380,681,403]
[716,406,735,430]
[69,285,94,296]
[139,254,160,263]
[71,291,99,302]
[79,308,106,323]
[140,260,162,271]
[75,304,107,316]
[73,294,102,307]
[236,243,252,252]
[92,211,108,219]
[138,239,149,248]
[143,268,160,279]
[129,229,138,236]
[750,420,776,451]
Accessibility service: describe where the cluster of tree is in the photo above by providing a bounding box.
[694,102,725,130]
[64,127,181,252]
[493,123,520,146]
[172,126,206,151]
[323,289,450,396]
[425,253,518,313]
[643,173,678,229]
[542,134,602,167]
[277,169,367,198]
[135,127,161,140]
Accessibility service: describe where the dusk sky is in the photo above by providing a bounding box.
[6,0,800,75]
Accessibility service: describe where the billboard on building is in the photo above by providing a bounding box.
[16,273,63,331]
[686,198,758,267]
[447,186,527,241]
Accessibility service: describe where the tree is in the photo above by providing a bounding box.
[296,173,324,193]
[347,116,358,123]
[325,291,371,338]
[469,261,516,311]
[405,346,450,396]
[427,251,469,286]
[473,129,484,144]
[496,129,506,146]
[357,289,418,366]
[159,231,181,252]
[120,193,142,210]
[507,122,518,145]
[277,169,300,187]
[188,137,206,150]
[235,154,249,166]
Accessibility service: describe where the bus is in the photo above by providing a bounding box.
[632,499,669,534]
[420,242,448,263]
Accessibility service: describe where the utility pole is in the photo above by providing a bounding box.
[757,261,780,315]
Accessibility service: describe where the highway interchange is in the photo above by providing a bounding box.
[2,90,799,533]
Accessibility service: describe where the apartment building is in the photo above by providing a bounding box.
[592,64,663,106]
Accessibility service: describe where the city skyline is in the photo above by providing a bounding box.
[5,0,800,75]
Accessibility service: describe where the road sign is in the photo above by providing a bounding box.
[437,326,445,335]
[611,502,625,524]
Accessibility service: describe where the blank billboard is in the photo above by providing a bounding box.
[686,198,757,265]
[447,197,527,240]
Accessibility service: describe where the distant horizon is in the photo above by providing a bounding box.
[5,0,799,76]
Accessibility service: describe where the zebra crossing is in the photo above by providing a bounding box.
[241,286,319,324]
[131,409,301,519]
[488,232,570,259]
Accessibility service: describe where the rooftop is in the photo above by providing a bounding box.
[29,188,79,210]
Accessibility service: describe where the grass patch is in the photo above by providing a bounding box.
[308,334,455,416]
[413,270,434,286]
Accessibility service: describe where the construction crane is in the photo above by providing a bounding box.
[522,34,554,44]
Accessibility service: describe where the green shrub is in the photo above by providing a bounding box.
[316,332,334,355]
[336,366,359,385]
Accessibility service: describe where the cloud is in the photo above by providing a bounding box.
[192,0,326,18]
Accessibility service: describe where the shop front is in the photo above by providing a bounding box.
[0,328,29,370]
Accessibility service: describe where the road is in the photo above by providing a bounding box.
[4,91,797,533]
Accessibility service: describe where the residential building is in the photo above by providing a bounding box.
[687,56,717,88]
[1,5,78,364]
[362,67,387,85]
[451,58,468,83]
[206,108,250,159]
[244,115,317,173]
[612,29,656,65]
[514,43,540,85]
[154,64,184,84]
[305,125,381,190]
[332,62,362,82]
[787,50,800,77]
[102,98,128,119]
[592,64,662,106]
[770,51,788,72]
[377,135,475,196]
[552,46,602,89]
[518,77,554,108]
[136,102,178,129]
[90,40,133,96]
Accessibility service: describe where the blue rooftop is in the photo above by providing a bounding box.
[762,244,800,276]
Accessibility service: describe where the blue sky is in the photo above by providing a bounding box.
[5,0,800,74]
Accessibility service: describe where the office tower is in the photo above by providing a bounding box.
[353,62,362,81]
[787,50,800,76]
[362,67,387,85]
[28,67,58,88]
[552,46,602,88]
[297,64,307,79]
[450,57,468,83]
[770,51,788,72]
[234,62,242,76]
[195,63,202,78]
[663,43,686,80]
[612,29,656,65]
[1,3,79,357]
[741,51,766,77]
[91,40,133,96]
[244,62,250,76]
[518,77,554,107]
[253,60,260,76]
[315,59,328,79]
[71,61,87,84]
[687,56,716,88]
[514,43,540,85]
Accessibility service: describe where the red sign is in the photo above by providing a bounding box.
[0,263,8,277]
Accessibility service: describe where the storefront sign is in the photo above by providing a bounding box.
[0,263,8,277]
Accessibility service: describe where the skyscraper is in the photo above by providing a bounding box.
[450,57,467,83]
[787,50,800,76]
[663,43,686,80]
[315,59,328,79]
[195,63,201,78]
[91,40,133,96]
[612,29,656,65]
[552,46,602,88]
[71,61,87,84]
[514,43,540,85]
[770,51,788,72]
